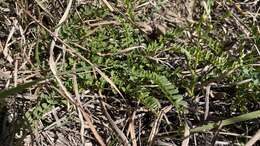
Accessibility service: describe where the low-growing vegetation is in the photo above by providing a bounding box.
[0,0,259,145]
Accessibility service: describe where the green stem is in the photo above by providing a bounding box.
[191,110,260,133]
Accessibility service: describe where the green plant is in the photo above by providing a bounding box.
[58,5,186,112]
[25,91,67,130]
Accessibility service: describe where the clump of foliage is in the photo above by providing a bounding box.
[59,6,185,111]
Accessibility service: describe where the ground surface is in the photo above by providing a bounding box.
[0,0,260,146]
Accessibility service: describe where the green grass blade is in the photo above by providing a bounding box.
[0,79,42,98]
[191,110,260,133]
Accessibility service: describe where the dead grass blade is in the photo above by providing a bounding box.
[95,66,124,99]
[78,106,106,146]
[72,63,85,144]
[148,106,172,146]
[245,129,260,146]
[33,0,54,19]
[211,121,223,145]
[101,0,114,12]
[97,45,145,56]
[3,19,16,63]
[52,86,106,146]
[204,83,213,120]
[99,91,130,146]
[88,20,119,27]
[128,112,137,146]
[48,0,74,102]
[14,60,18,87]
[181,121,190,146]
[45,0,105,145]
